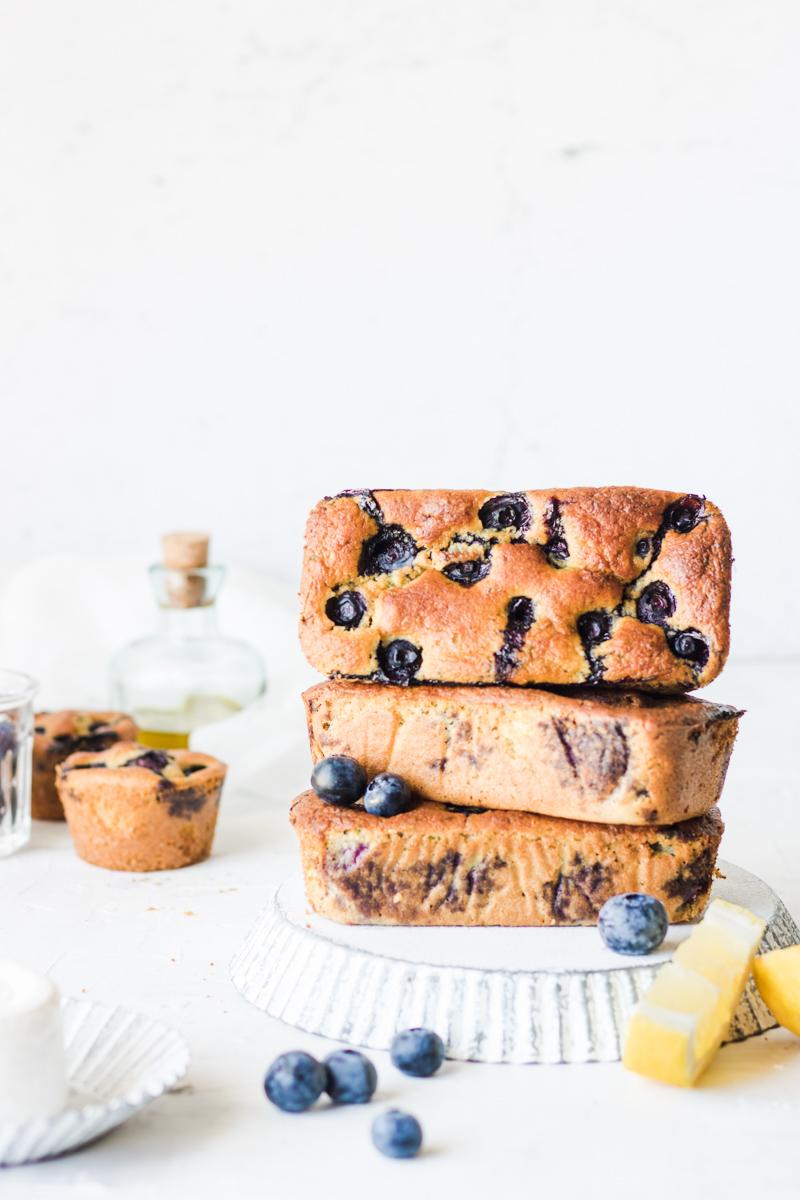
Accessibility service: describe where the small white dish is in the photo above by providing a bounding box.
[0,997,189,1166]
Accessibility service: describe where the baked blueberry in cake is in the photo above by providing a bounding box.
[32,711,137,821]
[291,791,724,927]
[56,742,226,871]
[299,488,731,691]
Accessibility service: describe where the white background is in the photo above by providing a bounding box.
[1,1,799,660]
[1,7,799,1199]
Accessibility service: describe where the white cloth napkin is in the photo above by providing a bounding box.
[0,555,318,794]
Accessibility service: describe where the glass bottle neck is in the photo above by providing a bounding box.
[157,603,219,638]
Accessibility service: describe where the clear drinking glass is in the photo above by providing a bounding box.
[0,670,37,857]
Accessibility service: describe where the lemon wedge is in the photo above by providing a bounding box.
[753,945,800,1036]
[623,898,766,1086]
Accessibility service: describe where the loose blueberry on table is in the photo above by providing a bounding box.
[311,756,367,807]
[324,1049,377,1105]
[390,1028,446,1077]
[363,773,413,818]
[264,1051,328,1113]
[371,1109,423,1160]
[598,893,668,956]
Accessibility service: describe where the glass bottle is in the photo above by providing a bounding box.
[110,533,266,749]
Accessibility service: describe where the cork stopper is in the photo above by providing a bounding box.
[161,532,210,608]
[162,532,209,571]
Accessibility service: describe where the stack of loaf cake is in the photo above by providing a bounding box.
[292,488,739,926]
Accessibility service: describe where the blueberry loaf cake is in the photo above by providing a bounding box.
[291,791,723,926]
[56,743,226,871]
[304,681,742,826]
[299,488,731,691]
[32,710,137,820]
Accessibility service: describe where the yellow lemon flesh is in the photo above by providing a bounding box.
[623,898,766,1086]
[753,945,800,1036]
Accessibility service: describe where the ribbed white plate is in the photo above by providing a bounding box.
[230,861,799,1064]
[0,998,189,1166]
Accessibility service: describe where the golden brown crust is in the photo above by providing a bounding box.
[303,681,742,825]
[32,711,137,821]
[298,488,731,691]
[56,742,226,871]
[290,791,724,926]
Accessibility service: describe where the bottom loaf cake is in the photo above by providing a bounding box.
[290,791,724,927]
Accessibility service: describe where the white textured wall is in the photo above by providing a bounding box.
[1,1,798,659]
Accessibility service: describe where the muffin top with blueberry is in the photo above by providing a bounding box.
[57,742,226,792]
[299,487,731,692]
[34,711,137,757]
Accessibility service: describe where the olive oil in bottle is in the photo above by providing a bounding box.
[110,533,265,748]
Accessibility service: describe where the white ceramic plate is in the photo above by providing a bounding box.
[230,861,799,1064]
[0,997,189,1166]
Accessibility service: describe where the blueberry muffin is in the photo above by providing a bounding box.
[291,790,724,927]
[56,743,226,871]
[32,711,137,821]
[304,681,742,825]
[299,488,731,691]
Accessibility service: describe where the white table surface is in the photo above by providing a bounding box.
[2,660,798,1200]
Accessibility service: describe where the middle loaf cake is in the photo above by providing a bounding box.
[304,680,741,826]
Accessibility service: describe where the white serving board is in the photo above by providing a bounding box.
[230,861,799,1064]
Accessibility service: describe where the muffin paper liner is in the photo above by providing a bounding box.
[0,998,189,1166]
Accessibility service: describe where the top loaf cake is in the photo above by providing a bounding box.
[299,487,731,691]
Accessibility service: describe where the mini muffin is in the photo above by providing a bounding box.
[33,711,137,820]
[56,742,226,871]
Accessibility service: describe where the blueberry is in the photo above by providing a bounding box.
[337,489,384,524]
[668,629,710,667]
[442,557,491,587]
[363,773,413,817]
[546,536,569,564]
[478,493,531,533]
[264,1051,327,1113]
[664,494,704,534]
[544,498,569,563]
[324,1049,377,1104]
[126,750,170,773]
[506,596,535,630]
[311,755,367,806]
[325,590,367,629]
[636,581,676,626]
[71,732,120,753]
[371,1110,423,1159]
[495,597,535,682]
[444,803,488,815]
[390,1028,445,1077]
[635,537,652,558]
[577,610,611,647]
[376,640,422,685]
[0,719,16,757]
[598,893,668,956]
[358,526,418,576]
